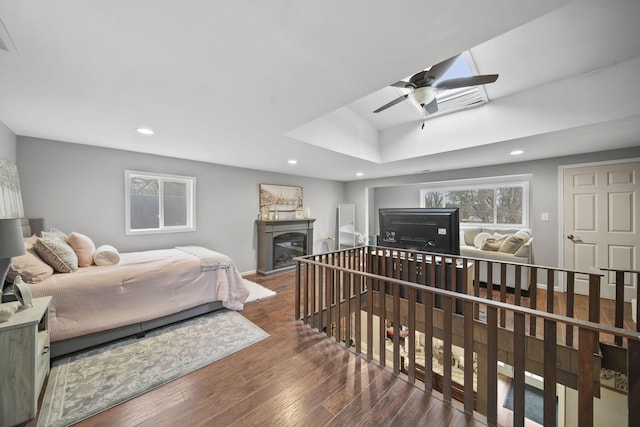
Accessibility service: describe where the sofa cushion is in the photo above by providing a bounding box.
[481,236,506,251]
[498,234,527,254]
[464,227,482,246]
[473,232,492,249]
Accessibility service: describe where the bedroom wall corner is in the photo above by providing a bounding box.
[0,120,17,162]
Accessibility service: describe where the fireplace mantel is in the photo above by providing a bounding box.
[256,219,315,275]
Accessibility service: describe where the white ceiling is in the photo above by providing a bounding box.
[1,1,639,181]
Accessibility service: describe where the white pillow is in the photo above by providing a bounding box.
[93,245,120,266]
[473,232,492,249]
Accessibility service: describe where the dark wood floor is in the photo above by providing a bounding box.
[29,271,483,427]
[29,272,634,426]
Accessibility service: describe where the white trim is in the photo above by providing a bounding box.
[419,174,531,228]
[124,170,196,235]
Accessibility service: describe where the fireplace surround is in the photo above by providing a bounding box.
[256,219,315,275]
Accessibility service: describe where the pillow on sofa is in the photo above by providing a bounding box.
[473,232,492,249]
[7,235,54,283]
[464,227,482,246]
[67,232,96,267]
[93,245,120,266]
[498,234,527,254]
[481,235,507,251]
[34,235,78,273]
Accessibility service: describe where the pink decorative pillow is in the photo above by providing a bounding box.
[7,235,54,284]
[67,232,96,267]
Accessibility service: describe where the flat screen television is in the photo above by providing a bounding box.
[378,207,460,255]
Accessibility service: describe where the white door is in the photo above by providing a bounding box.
[563,162,639,300]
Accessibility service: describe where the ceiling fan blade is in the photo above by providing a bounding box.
[434,74,499,90]
[425,54,460,82]
[390,80,411,88]
[373,93,410,113]
[423,98,438,114]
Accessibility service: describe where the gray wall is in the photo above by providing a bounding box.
[0,120,16,162]
[17,137,345,273]
[345,146,640,272]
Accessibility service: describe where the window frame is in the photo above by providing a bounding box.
[419,175,530,228]
[124,170,196,235]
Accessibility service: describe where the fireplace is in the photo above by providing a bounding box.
[256,219,315,275]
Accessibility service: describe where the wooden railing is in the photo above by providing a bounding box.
[294,246,640,427]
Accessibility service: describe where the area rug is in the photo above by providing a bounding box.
[503,382,545,425]
[243,278,276,303]
[37,310,269,427]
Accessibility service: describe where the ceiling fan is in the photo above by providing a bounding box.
[373,54,498,115]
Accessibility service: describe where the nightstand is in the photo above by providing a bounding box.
[0,296,51,426]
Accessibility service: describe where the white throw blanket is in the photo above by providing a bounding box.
[175,246,233,271]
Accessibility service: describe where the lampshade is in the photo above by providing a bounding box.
[0,218,25,258]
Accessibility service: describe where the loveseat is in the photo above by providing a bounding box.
[459,227,533,290]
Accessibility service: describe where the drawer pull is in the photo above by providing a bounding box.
[42,346,50,355]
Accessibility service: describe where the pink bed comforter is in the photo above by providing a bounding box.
[28,248,249,342]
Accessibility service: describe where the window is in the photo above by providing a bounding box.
[420,179,529,227]
[125,170,196,235]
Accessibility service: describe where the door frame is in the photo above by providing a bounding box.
[557,157,640,293]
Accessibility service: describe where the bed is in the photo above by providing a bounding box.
[8,219,250,357]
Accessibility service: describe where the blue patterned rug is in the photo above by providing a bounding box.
[503,382,545,425]
[37,310,269,427]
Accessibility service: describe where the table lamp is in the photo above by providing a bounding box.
[0,218,25,300]
[0,158,26,301]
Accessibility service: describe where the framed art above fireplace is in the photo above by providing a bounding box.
[259,184,303,212]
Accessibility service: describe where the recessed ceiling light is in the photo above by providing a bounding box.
[356,172,364,177]
[288,159,297,165]
[510,150,524,155]
[136,127,154,135]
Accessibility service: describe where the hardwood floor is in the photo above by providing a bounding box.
[29,272,632,426]
[30,271,482,427]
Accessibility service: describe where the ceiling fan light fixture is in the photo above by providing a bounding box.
[412,87,437,105]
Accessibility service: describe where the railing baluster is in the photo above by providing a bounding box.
[578,326,596,427]
[529,267,538,336]
[379,250,387,367]
[295,261,301,320]
[366,251,374,361]
[566,271,575,347]
[629,338,640,425]
[513,311,526,427]
[500,263,507,328]
[407,270,416,383]
[423,286,433,393]
[486,305,498,427]
[547,269,555,314]
[463,297,474,414]
[474,261,481,319]
[309,263,315,329]
[326,259,333,339]
[544,317,557,427]
[443,293,453,404]
[355,270,362,354]
[615,270,624,346]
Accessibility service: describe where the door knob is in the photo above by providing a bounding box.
[567,234,582,241]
